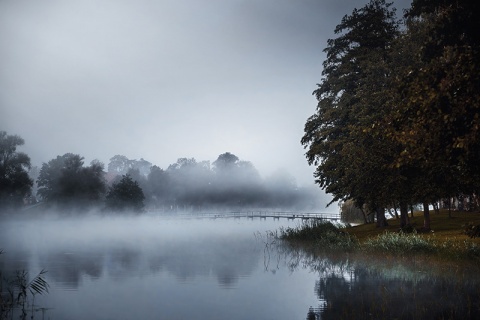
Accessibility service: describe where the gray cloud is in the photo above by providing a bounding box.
[0,0,411,185]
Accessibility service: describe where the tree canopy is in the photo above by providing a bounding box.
[302,0,480,227]
[1,132,327,213]
[37,153,106,208]
[0,131,33,208]
[302,0,400,226]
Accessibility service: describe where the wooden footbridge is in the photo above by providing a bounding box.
[175,211,341,221]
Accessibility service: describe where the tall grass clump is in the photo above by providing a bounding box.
[434,238,480,261]
[279,220,358,251]
[363,232,480,260]
[363,232,436,254]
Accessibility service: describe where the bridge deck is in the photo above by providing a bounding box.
[176,211,341,221]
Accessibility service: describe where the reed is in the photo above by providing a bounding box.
[279,220,358,251]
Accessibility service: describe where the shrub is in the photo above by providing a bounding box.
[105,174,145,212]
[463,222,480,238]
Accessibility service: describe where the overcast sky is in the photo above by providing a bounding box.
[0,0,411,186]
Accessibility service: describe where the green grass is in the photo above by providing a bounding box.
[280,210,480,261]
[346,209,480,242]
[363,232,435,254]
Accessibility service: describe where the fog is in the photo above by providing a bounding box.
[0,0,412,188]
[0,215,282,289]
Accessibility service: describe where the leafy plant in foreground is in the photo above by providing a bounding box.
[0,251,49,320]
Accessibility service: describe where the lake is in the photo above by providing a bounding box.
[1,214,479,319]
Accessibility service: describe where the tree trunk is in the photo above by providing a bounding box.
[448,198,452,218]
[360,207,368,224]
[393,206,399,219]
[410,205,414,218]
[400,202,409,228]
[360,207,370,224]
[433,201,439,214]
[376,207,388,227]
[423,202,431,231]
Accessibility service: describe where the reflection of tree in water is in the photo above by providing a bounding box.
[315,266,480,320]
[147,236,259,287]
[41,252,103,289]
[31,234,259,290]
[272,242,480,320]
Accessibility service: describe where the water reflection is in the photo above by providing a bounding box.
[2,216,479,320]
[275,243,480,320]
[42,252,103,288]
[1,217,264,290]
[30,234,260,290]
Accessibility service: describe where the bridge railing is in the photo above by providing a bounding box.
[186,211,341,221]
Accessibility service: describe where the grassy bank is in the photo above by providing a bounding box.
[280,209,480,261]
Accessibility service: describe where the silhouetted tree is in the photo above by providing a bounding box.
[302,0,400,226]
[37,154,106,208]
[0,131,33,208]
[105,174,145,212]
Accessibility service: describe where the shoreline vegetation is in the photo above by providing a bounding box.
[279,209,480,263]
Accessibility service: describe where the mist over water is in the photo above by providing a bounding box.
[0,213,321,319]
[1,213,479,320]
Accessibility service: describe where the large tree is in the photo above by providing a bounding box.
[407,0,479,189]
[0,131,33,208]
[381,0,480,226]
[301,0,399,226]
[37,153,106,208]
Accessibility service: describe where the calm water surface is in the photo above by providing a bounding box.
[1,214,479,319]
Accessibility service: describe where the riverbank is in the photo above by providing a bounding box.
[346,209,480,244]
[280,209,480,262]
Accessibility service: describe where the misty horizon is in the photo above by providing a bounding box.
[0,0,412,187]
[22,151,335,213]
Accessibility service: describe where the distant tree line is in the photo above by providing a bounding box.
[302,0,480,229]
[104,152,322,212]
[0,131,324,213]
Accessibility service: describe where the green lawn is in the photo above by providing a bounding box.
[346,209,480,245]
